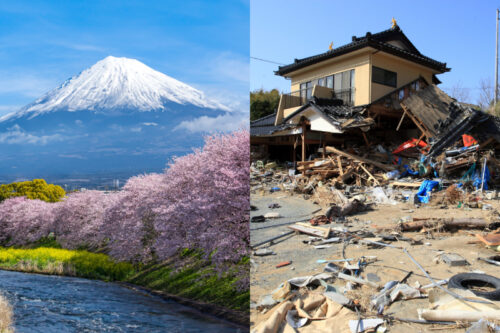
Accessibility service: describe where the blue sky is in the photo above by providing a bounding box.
[251,0,498,105]
[0,0,249,121]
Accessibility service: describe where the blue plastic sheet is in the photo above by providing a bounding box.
[416,180,439,203]
[473,165,490,190]
[400,164,419,178]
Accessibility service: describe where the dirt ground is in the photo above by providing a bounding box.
[250,190,500,332]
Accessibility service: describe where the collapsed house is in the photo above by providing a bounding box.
[251,23,500,332]
[251,23,500,188]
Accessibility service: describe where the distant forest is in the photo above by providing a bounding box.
[250,89,280,121]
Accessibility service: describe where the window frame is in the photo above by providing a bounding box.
[372,66,397,88]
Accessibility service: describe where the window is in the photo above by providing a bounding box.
[300,81,313,101]
[332,69,355,105]
[326,75,333,88]
[306,81,313,99]
[372,66,397,87]
[398,89,405,100]
[412,81,420,91]
[299,69,355,104]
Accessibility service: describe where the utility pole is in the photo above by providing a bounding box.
[496,9,499,107]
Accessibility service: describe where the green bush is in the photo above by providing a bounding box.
[0,179,65,202]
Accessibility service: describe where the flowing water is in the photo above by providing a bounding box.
[0,270,241,332]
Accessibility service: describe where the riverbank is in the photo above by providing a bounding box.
[0,293,13,333]
[0,247,249,326]
[127,249,249,326]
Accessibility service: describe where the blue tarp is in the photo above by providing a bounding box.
[416,180,439,203]
[400,164,419,178]
[473,165,490,190]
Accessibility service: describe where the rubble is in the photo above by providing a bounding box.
[250,84,500,332]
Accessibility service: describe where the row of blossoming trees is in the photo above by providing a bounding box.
[0,130,250,286]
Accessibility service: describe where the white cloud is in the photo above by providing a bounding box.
[210,52,249,84]
[0,105,21,117]
[193,85,249,113]
[174,113,248,133]
[0,124,63,144]
[142,122,158,126]
[58,154,86,159]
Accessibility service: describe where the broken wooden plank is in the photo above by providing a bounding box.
[339,167,355,183]
[338,272,379,288]
[400,218,492,232]
[475,232,500,246]
[325,146,394,171]
[288,223,330,238]
[391,181,423,188]
[396,110,407,131]
[358,163,380,186]
[336,156,343,176]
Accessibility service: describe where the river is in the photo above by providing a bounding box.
[0,270,241,332]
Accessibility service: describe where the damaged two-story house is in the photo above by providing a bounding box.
[251,23,499,164]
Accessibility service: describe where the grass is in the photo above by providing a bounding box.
[128,250,249,312]
[0,246,249,313]
[0,247,134,281]
[0,293,13,333]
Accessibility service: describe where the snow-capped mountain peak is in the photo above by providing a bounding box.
[1,56,228,121]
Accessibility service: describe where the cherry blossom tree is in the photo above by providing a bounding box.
[0,196,57,246]
[153,130,250,264]
[53,190,122,250]
[0,130,250,288]
[102,173,165,262]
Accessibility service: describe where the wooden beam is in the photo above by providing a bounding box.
[336,156,343,176]
[325,146,395,171]
[301,123,306,173]
[396,110,407,131]
[415,132,426,146]
[391,181,423,188]
[288,223,330,238]
[361,132,370,147]
[358,163,380,186]
[400,104,431,138]
[480,137,495,149]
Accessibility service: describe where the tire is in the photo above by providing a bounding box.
[448,273,500,300]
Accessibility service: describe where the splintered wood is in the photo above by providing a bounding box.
[297,146,393,186]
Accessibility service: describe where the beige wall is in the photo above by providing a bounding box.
[288,51,371,106]
[370,52,435,101]
[275,48,440,125]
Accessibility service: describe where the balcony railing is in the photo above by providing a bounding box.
[280,86,355,109]
[333,88,355,106]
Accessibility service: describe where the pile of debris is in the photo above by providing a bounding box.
[251,129,500,211]
[252,215,500,332]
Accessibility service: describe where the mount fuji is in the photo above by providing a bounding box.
[0,56,233,185]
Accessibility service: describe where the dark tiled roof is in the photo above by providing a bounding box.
[283,97,372,130]
[250,112,278,136]
[275,26,449,76]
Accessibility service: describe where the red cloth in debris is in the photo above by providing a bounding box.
[392,138,427,155]
[462,134,477,147]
